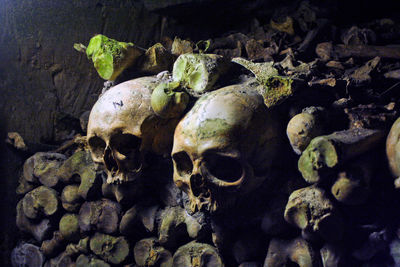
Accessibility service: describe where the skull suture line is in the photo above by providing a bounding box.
[87,76,178,184]
[172,85,281,213]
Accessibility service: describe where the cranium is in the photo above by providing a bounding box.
[172,85,281,213]
[87,76,178,184]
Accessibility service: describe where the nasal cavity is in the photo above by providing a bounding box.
[104,147,118,173]
[190,174,205,197]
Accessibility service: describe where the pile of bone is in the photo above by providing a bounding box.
[11,3,400,266]
[11,74,400,267]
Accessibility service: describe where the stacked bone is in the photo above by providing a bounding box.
[11,2,400,266]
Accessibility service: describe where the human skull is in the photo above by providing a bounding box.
[87,76,178,184]
[172,85,281,213]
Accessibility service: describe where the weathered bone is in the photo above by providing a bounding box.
[59,213,80,242]
[16,200,52,242]
[41,231,65,257]
[172,241,224,267]
[172,85,282,213]
[89,232,130,265]
[22,186,59,219]
[287,107,327,155]
[79,199,121,234]
[87,76,179,184]
[263,237,321,267]
[298,128,384,183]
[134,237,173,267]
[11,242,44,267]
[387,117,400,187]
[23,152,66,187]
[61,184,83,212]
[284,185,344,242]
[57,150,103,200]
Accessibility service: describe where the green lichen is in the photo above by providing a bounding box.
[85,34,139,80]
[197,119,231,139]
[298,137,338,183]
[260,76,294,107]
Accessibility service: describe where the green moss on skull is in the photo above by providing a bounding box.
[197,119,231,139]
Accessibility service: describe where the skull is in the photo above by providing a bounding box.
[87,76,178,184]
[172,85,281,213]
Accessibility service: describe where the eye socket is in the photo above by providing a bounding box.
[173,152,193,177]
[110,133,141,155]
[204,154,243,183]
[88,136,106,159]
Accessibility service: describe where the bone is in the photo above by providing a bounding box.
[78,199,122,234]
[102,181,144,207]
[151,80,189,119]
[16,200,52,242]
[23,152,66,187]
[87,76,179,183]
[171,37,194,56]
[22,186,59,220]
[65,236,89,256]
[320,243,348,267]
[172,85,281,214]
[331,157,373,205]
[11,242,45,267]
[386,117,400,185]
[298,128,384,183]
[89,232,130,265]
[172,241,224,267]
[43,251,73,267]
[40,231,65,257]
[76,254,111,267]
[284,185,344,242]
[120,203,159,236]
[263,237,321,267]
[138,43,175,74]
[157,206,207,250]
[316,42,400,60]
[16,175,36,195]
[134,237,173,267]
[61,184,83,212]
[287,107,327,155]
[172,53,230,97]
[59,213,80,242]
[57,150,103,200]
